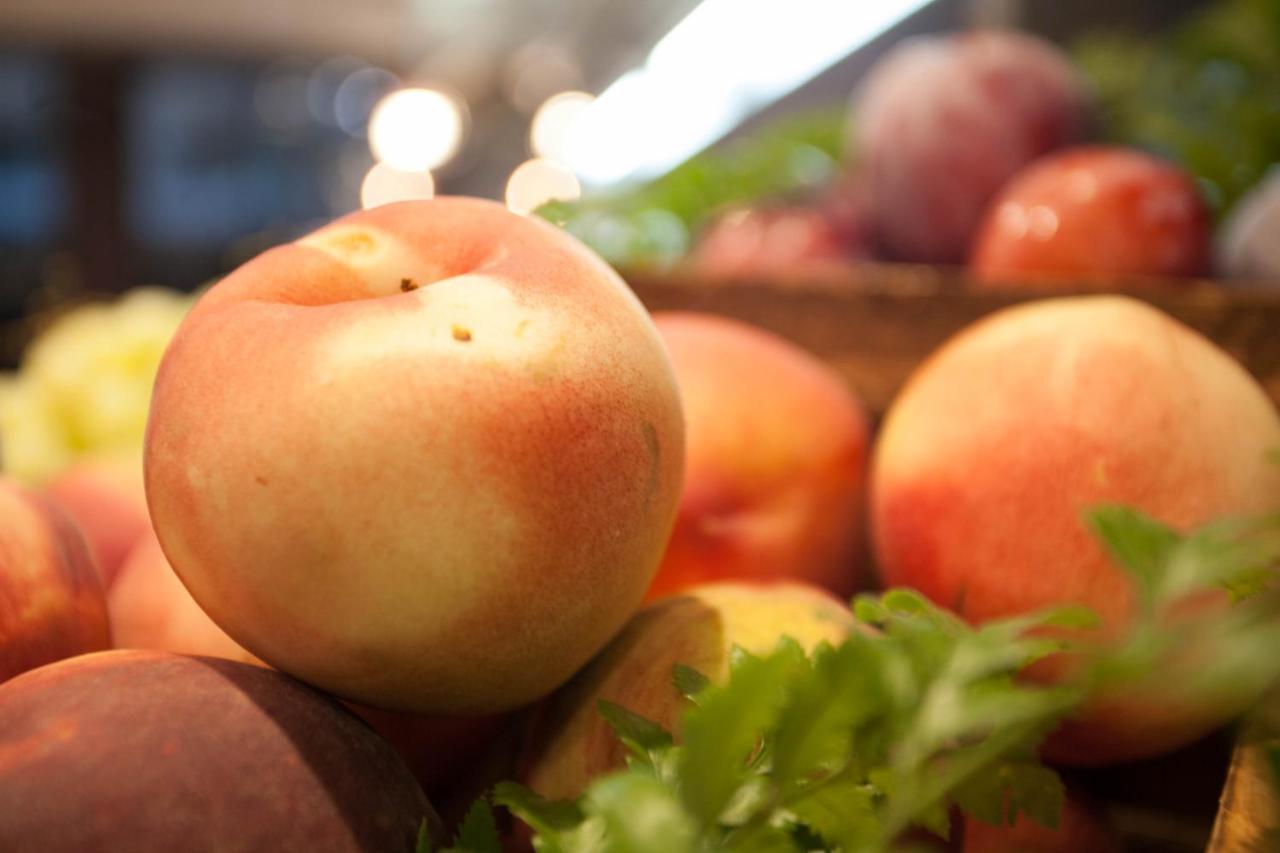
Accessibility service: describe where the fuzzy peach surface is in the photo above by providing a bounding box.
[872,295,1280,632]
[45,457,150,589]
[650,312,869,600]
[144,198,685,714]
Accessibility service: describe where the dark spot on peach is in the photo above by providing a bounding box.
[255,476,268,486]
[452,325,473,343]
[400,278,419,292]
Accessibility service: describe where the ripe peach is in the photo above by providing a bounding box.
[521,580,856,800]
[0,650,436,851]
[44,455,150,588]
[0,478,110,682]
[144,197,684,715]
[648,312,869,600]
[871,296,1280,764]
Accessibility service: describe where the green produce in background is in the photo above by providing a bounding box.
[1075,0,1280,219]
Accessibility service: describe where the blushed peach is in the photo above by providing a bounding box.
[0,478,110,682]
[871,295,1280,764]
[45,455,150,588]
[649,312,869,600]
[144,197,684,715]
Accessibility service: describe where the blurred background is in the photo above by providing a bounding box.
[1,0,1274,338]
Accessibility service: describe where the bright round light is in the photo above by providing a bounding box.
[505,158,581,216]
[360,163,435,209]
[368,87,466,171]
[529,90,595,161]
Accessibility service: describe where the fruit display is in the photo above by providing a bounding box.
[2,5,1280,851]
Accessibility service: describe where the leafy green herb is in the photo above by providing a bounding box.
[673,664,711,701]
[473,503,1280,852]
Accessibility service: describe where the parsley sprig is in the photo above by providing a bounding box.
[428,505,1280,853]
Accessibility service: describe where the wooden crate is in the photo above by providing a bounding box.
[627,264,1280,421]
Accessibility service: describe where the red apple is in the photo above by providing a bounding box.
[648,312,870,600]
[144,197,685,716]
[853,29,1088,263]
[971,146,1210,285]
[871,295,1280,764]
[0,478,110,682]
[44,456,150,588]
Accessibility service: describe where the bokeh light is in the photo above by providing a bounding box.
[529,90,595,161]
[360,163,435,209]
[368,87,467,171]
[505,158,581,216]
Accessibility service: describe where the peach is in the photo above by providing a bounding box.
[109,529,262,666]
[871,295,1280,764]
[144,197,684,715]
[521,580,856,800]
[648,312,869,600]
[0,478,110,682]
[0,649,436,851]
[44,455,150,588]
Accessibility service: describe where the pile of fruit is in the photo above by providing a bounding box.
[545,6,1280,286]
[1,195,1278,852]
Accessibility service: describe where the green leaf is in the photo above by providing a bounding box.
[953,761,1064,831]
[444,798,501,853]
[673,664,711,701]
[583,773,699,853]
[492,782,584,836]
[1085,505,1182,607]
[771,639,885,797]
[678,641,806,825]
[596,700,674,768]
[784,775,880,851]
